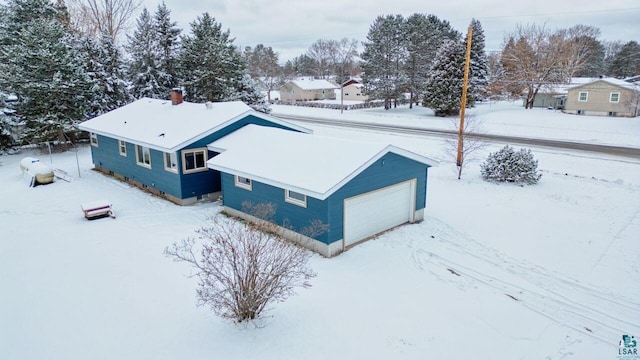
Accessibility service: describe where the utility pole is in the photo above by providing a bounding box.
[457,24,473,170]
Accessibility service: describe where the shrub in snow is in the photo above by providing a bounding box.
[165,204,316,323]
[480,145,542,185]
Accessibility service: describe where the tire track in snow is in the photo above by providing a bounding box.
[411,218,640,345]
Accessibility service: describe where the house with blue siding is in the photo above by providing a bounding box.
[79,92,310,205]
[207,125,438,256]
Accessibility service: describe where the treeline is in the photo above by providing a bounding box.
[0,0,268,149]
[1,0,638,150]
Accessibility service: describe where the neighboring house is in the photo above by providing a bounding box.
[279,78,337,102]
[341,80,369,101]
[207,124,438,257]
[563,77,639,117]
[79,91,310,205]
[524,78,593,109]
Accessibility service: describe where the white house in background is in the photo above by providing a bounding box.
[341,79,368,101]
[279,78,337,102]
[563,77,639,117]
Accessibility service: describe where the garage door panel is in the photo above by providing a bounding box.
[344,180,414,247]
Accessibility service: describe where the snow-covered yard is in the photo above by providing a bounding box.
[1,102,639,359]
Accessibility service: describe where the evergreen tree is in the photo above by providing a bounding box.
[154,1,181,99]
[126,7,161,99]
[361,14,407,110]
[178,13,245,102]
[0,0,58,46]
[403,14,459,108]
[608,41,640,78]
[0,18,90,143]
[466,19,489,106]
[244,44,281,102]
[81,32,132,117]
[0,94,17,149]
[422,39,466,116]
[229,74,271,114]
[287,54,316,77]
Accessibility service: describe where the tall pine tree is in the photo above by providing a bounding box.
[0,0,90,143]
[361,14,407,110]
[403,14,459,108]
[126,7,161,99]
[178,13,245,102]
[154,1,181,99]
[466,19,489,106]
[608,41,640,78]
[81,32,132,117]
[423,39,466,116]
[1,19,90,143]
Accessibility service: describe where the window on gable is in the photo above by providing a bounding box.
[609,92,620,103]
[135,145,151,168]
[235,175,252,190]
[164,152,178,173]
[578,91,588,102]
[118,140,126,156]
[182,148,207,174]
[285,189,307,208]
[90,132,98,147]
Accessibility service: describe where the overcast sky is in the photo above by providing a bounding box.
[141,0,639,63]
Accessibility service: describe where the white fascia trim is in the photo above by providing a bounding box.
[208,147,439,201]
[321,146,439,199]
[207,162,327,200]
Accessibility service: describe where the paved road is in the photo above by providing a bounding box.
[274,114,640,160]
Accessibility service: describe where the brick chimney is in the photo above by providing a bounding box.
[170,88,183,105]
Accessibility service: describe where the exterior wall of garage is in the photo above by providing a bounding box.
[326,152,429,244]
[219,152,432,256]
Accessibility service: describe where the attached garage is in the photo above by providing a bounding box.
[344,180,416,247]
[207,125,438,257]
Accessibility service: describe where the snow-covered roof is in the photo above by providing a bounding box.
[207,125,438,200]
[539,77,597,94]
[79,98,310,152]
[567,77,639,91]
[289,78,337,90]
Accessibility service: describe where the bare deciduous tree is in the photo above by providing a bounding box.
[551,25,601,79]
[447,114,487,180]
[165,204,317,323]
[306,39,338,79]
[68,0,141,40]
[502,24,563,109]
[502,23,607,109]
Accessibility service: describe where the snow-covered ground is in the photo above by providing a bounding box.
[1,102,639,359]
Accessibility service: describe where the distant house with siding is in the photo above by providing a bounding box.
[341,79,368,101]
[207,125,438,257]
[524,78,593,109]
[563,77,639,117]
[279,78,337,102]
[79,91,310,205]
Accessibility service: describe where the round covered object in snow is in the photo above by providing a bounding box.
[20,157,39,173]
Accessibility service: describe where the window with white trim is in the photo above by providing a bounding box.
[90,132,98,147]
[118,140,126,156]
[609,92,620,103]
[235,175,252,190]
[182,148,207,174]
[285,189,307,207]
[164,152,178,173]
[578,91,588,102]
[135,145,151,168]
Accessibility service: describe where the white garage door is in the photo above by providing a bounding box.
[343,179,416,247]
